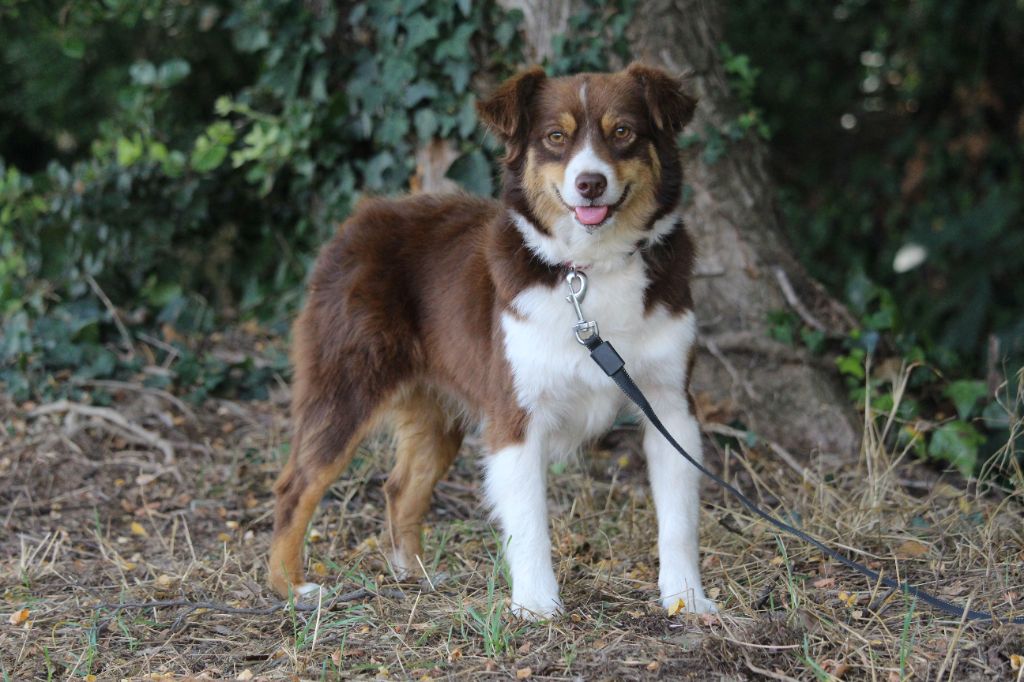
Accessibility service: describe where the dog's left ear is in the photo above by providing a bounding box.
[477,67,547,150]
[626,63,697,133]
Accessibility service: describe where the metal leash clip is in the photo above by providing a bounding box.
[565,269,599,345]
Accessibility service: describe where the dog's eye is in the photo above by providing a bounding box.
[547,131,566,144]
[613,126,632,139]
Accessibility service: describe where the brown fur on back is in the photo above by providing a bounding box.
[290,193,559,461]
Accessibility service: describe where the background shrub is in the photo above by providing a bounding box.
[1,0,1020,475]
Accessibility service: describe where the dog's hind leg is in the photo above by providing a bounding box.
[383,385,464,579]
[268,394,383,599]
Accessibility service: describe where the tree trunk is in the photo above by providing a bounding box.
[500,0,861,459]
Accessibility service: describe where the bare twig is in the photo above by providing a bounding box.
[745,659,799,681]
[699,332,815,366]
[71,378,196,421]
[868,585,897,614]
[29,399,176,464]
[137,332,181,364]
[773,267,828,334]
[85,273,137,360]
[703,337,760,401]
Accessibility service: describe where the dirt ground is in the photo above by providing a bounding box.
[2,362,1023,681]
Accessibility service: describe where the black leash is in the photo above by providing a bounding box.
[563,270,1023,624]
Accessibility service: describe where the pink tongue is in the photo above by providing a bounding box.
[574,205,609,225]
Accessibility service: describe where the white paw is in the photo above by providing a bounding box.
[293,582,323,603]
[390,552,417,581]
[662,592,718,615]
[510,595,563,621]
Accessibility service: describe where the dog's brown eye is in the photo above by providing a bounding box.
[547,131,566,144]
[613,126,632,139]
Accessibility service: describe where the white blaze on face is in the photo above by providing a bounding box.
[560,142,620,209]
[558,82,622,218]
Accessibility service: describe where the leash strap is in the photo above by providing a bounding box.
[584,334,1023,624]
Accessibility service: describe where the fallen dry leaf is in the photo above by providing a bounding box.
[130,521,149,537]
[667,598,686,616]
[516,668,532,679]
[1010,654,1022,672]
[896,540,929,558]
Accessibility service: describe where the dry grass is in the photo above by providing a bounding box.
[2,362,1023,681]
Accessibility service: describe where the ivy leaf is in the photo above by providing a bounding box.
[835,348,865,379]
[60,36,85,60]
[414,109,438,140]
[443,61,471,94]
[404,81,439,107]
[129,61,157,86]
[446,151,493,196]
[116,136,144,167]
[362,152,395,189]
[457,96,477,137]
[943,380,987,419]
[191,122,236,173]
[191,141,227,172]
[403,14,440,50]
[928,421,983,477]
[980,400,1010,429]
[157,59,191,88]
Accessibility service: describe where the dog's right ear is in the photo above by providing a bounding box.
[476,67,546,153]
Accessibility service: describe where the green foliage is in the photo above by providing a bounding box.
[928,420,986,477]
[728,0,1024,375]
[547,0,636,75]
[730,0,1023,477]
[0,0,524,402]
[719,43,770,141]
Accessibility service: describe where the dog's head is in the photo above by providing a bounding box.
[478,64,696,262]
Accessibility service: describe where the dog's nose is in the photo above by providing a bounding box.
[575,173,607,200]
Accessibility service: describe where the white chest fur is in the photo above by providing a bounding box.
[500,255,696,459]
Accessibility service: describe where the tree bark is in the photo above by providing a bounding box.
[500,0,861,459]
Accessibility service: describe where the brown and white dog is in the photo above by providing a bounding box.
[268,63,715,619]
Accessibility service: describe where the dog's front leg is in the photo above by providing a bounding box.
[642,392,717,614]
[483,440,562,620]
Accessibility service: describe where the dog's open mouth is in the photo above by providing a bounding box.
[554,185,631,231]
